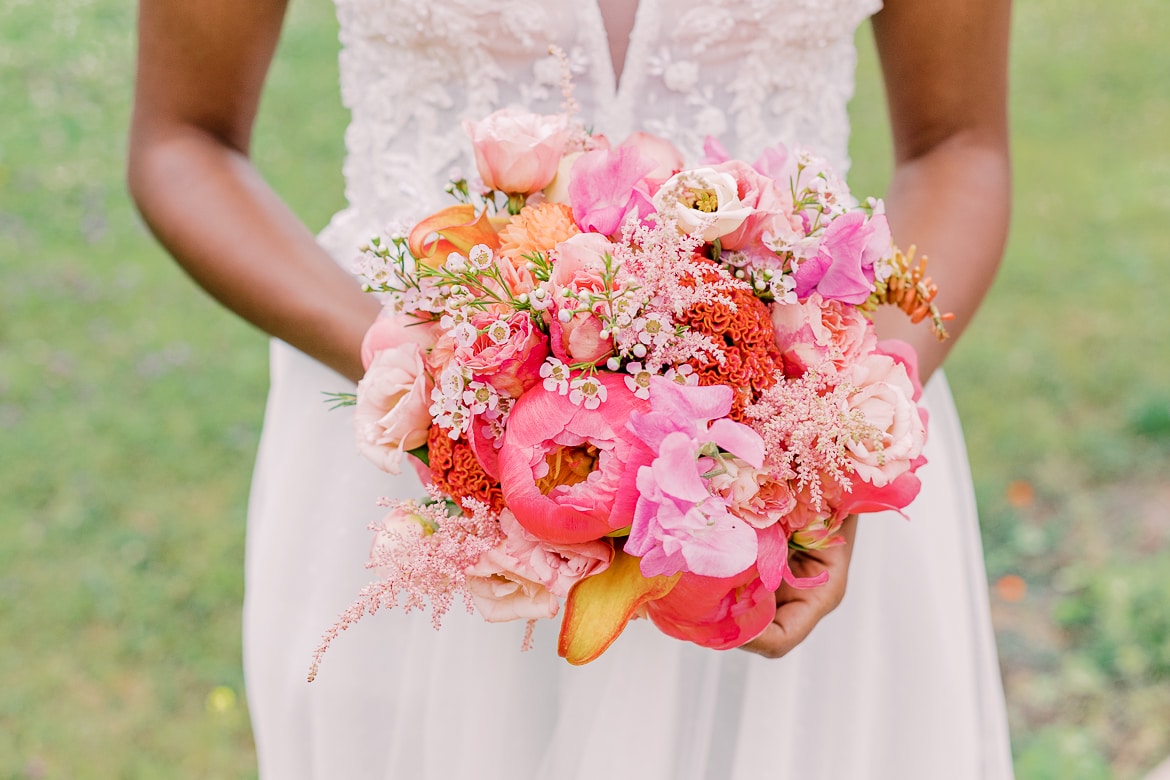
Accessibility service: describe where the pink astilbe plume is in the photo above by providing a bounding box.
[744,368,882,511]
[307,492,502,682]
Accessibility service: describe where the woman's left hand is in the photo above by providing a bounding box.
[739,515,857,659]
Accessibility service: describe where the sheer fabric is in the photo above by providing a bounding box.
[243,1,1014,776]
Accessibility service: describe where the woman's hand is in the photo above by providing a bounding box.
[739,515,857,659]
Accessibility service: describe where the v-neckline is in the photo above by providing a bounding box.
[596,0,643,95]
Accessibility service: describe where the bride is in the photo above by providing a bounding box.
[128,0,1014,776]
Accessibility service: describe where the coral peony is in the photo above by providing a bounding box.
[645,567,775,650]
[497,373,653,544]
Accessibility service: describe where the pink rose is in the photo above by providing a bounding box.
[652,167,753,243]
[793,212,892,305]
[361,311,437,371]
[842,350,927,488]
[431,310,549,398]
[711,160,801,257]
[497,374,654,544]
[465,550,560,623]
[492,509,613,599]
[462,108,571,196]
[354,344,433,474]
[547,232,620,364]
[568,145,657,236]
[769,292,878,376]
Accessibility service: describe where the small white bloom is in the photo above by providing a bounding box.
[485,318,511,345]
[445,252,469,273]
[569,375,607,410]
[462,381,499,415]
[540,358,571,394]
[663,364,698,386]
[623,362,653,400]
[468,243,494,270]
[452,322,478,348]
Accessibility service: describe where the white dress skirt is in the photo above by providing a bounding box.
[243,0,1015,776]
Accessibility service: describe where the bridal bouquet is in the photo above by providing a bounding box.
[310,102,949,676]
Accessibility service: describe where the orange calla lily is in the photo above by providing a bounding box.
[407,204,501,267]
[558,548,680,665]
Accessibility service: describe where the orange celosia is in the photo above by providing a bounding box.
[676,268,784,420]
[426,426,506,514]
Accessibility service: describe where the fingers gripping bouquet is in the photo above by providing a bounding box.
[309,93,950,677]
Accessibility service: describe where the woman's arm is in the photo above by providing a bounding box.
[741,0,1011,659]
[127,0,379,383]
[870,0,1013,382]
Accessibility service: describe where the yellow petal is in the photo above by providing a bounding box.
[558,549,680,665]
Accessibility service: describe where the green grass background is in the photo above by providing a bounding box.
[1,0,1167,776]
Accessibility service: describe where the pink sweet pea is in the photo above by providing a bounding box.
[497,373,654,544]
[568,145,657,236]
[645,567,776,650]
[462,108,571,195]
[793,211,892,305]
[624,378,767,579]
[619,131,684,183]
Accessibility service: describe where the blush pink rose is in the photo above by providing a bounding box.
[497,374,654,544]
[842,350,927,488]
[465,550,560,622]
[492,509,613,599]
[361,311,437,371]
[354,344,433,474]
[706,458,797,529]
[462,108,571,195]
[769,292,878,376]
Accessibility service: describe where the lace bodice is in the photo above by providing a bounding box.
[326,0,881,239]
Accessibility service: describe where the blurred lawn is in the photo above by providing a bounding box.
[1,0,1167,777]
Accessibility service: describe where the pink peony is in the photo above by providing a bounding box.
[769,292,878,376]
[354,344,433,474]
[645,567,775,650]
[841,350,927,488]
[361,311,437,371]
[462,108,571,195]
[792,211,892,305]
[568,145,657,236]
[497,374,654,544]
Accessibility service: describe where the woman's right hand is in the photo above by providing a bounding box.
[128,0,379,382]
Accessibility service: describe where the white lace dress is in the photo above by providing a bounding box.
[243,1,1015,777]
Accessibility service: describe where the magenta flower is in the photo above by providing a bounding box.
[568,145,657,236]
[793,211,892,305]
[497,373,653,544]
[645,567,775,650]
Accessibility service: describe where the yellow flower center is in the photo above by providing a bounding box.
[536,443,600,494]
[683,188,720,213]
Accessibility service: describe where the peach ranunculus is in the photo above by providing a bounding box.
[706,457,797,529]
[360,311,438,371]
[462,108,572,196]
[841,348,927,488]
[769,292,877,377]
[497,201,580,268]
[354,343,433,475]
[546,232,621,364]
